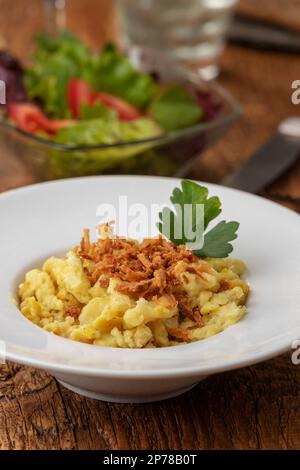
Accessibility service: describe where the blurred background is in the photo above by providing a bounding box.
[1,0,299,65]
[0,0,299,206]
[0,0,299,452]
[0,0,117,57]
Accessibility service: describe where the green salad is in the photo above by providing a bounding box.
[1,32,217,177]
[7,32,205,145]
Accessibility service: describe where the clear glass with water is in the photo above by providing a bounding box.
[43,0,66,35]
[118,0,237,79]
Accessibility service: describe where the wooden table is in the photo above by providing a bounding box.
[0,0,300,451]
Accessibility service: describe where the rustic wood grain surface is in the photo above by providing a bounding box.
[0,0,300,450]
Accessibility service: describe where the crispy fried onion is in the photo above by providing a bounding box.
[78,229,209,322]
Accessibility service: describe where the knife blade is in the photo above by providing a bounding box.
[222,117,300,193]
[229,15,300,53]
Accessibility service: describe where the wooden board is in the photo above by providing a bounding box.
[0,0,299,450]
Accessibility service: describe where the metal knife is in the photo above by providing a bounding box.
[229,15,300,53]
[221,117,300,193]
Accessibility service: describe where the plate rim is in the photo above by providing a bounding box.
[1,175,300,379]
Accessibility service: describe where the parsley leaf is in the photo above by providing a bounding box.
[170,180,221,230]
[149,86,203,132]
[194,221,240,258]
[157,180,239,258]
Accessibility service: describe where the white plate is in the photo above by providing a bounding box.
[1,176,300,403]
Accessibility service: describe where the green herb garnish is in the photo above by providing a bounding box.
[158,180,239,258]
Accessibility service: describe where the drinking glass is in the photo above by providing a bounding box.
[43,0,66,34]
[118,0,237,79]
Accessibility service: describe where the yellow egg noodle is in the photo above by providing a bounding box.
[19,235,249,348]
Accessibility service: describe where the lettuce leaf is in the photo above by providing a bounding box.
[24,32,96,118]
[94,44,157,109]
[24,33,157,118]
[49,118,163,179]
[79,103,117,120]
[55,117,162,147]
[149,85,203,132]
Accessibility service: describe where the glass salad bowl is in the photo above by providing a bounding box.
[0,49,240,181]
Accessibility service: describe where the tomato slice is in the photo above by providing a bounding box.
[67,79,94,118]
[93,92,142,121]
[47,119,74,133]
[8,103,53,133]
[67,78,141,121]
[8,103,72,135]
